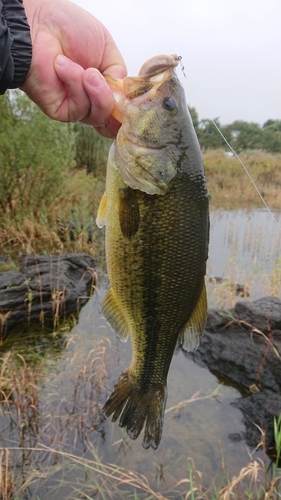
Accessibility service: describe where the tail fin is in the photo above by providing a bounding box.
[103,370,167,450]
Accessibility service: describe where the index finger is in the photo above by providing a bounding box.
[98,28,127,79]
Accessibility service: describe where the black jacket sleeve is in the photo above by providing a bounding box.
[0,0,32,95]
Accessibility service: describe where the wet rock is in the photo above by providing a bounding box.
[232,390,281,449]
[0,253,96,338]
[208,276,250,297]
[228,432,244,442]
[184,296,281,451]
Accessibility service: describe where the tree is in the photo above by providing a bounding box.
[263,119,281,132]
[224,121,263,151]
[0,90,75,215]
[197,118,227,149]
[74,122,111,177]
[188,106,200,133]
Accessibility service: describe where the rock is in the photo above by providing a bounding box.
[232,390,281,449]
[184,296,281,451]
[234,296,281,332]
[0,253,96,338]
[208,276,250,297]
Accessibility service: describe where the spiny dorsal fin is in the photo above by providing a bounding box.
[102,288,130,342]
[178,283,207,352]
[118,187,140,238]
[96,191,107,228]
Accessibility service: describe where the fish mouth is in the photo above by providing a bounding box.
[104,54,179,124]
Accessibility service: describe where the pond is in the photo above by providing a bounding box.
[207,208,281,307]
[0,208,281,498]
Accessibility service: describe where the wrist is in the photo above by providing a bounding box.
[0,0,32,93]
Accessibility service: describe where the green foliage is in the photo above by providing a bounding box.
[225,120,263,151]
[0,90,75,216]
[197,118,231,149]
[261,120,281,152]
[74,122,111,176]
[189,109,281,153]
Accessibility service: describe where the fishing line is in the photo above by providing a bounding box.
[177,56,281,232]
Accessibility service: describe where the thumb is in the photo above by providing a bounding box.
[81,68,116,131]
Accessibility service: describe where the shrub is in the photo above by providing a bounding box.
[0,90,75,216]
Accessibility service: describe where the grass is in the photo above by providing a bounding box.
[204,149,281,209]
[1,149,281,262]
[0,168,105,260]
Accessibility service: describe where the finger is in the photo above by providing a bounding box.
[81,68,115,129]
[94,116,122,139]
[54,55,91,122]
[98,28,127,80]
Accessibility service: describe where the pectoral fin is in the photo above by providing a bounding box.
[96,191,107,228]
[178,284,207,351]
[119,187,140,238]
[102,288,130,342]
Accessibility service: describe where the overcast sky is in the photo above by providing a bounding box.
[72,0,280,126]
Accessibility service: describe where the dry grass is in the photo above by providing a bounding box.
[1,150,281,261]
[0,168,105,259]
[203,149,281,209]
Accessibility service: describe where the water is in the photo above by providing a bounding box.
[0,208,280,498]
[207,208,281,307]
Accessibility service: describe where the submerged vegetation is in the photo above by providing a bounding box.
[0,90,281,498]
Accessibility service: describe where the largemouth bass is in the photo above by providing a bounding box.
[97,54,209,450]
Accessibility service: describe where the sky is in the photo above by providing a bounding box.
[72,0,281,126]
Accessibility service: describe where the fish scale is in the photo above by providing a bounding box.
[97,54,209,449]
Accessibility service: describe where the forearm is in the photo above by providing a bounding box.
[0,0,32,94]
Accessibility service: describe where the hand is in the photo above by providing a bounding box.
[21,0,127,136]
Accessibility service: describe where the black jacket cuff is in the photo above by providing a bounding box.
[0,0,32,94]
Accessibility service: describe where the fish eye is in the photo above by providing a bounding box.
[162,97,178,115]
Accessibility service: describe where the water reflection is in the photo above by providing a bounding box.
[207,208,281,307]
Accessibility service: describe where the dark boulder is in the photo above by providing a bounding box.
[184,296,281,451]
[0,253,96,338]
[232,390,281,449]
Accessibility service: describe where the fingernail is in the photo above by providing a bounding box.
[55,54,70,67]
[86,70,103,88]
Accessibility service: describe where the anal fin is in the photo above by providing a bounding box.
[102,288,130,342]
[178,283,207,352]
